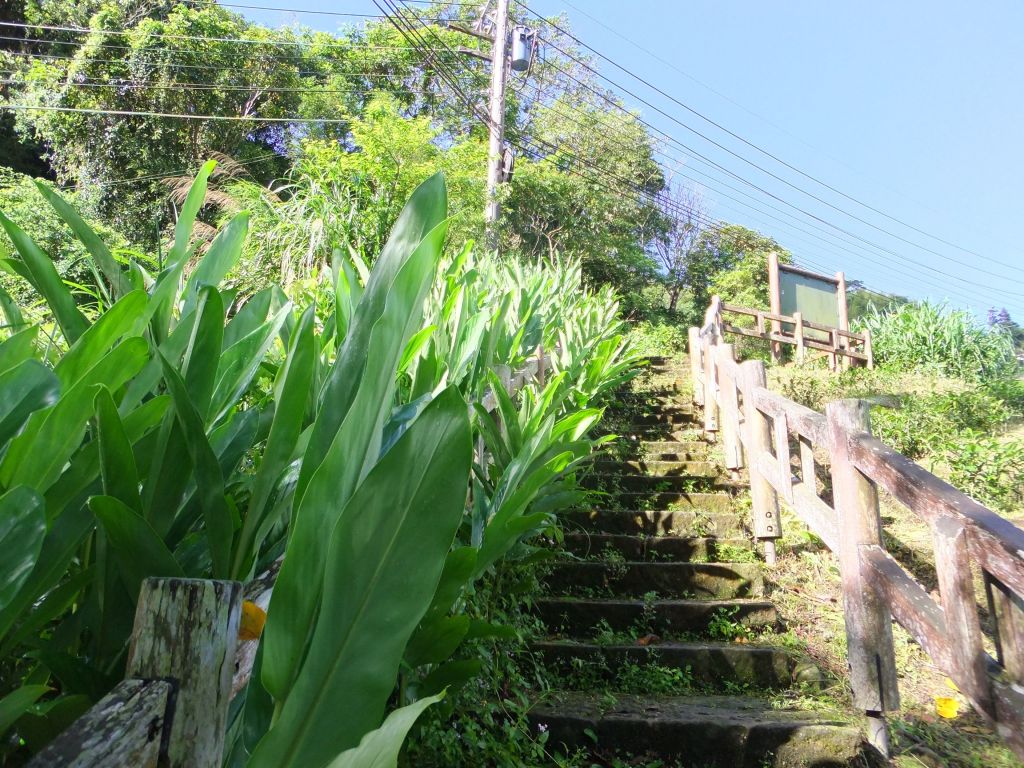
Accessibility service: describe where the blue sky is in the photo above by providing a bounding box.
[239,1,1024,318]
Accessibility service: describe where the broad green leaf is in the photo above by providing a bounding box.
[0,284,25,331]
[231,306,315,580]
[0,487,45,614]
[404,615,470,669]
[417,659,482,699]
[423,547,477,619]
[182,286,224,422]
[182,211,249,318]
[169,160,215,266]
[157,354,233,578]
[94,387,142,512]
[0,360,60,448]
[325,694,442,768]
[90,495,184,600]
[34,181,124,301]
[0,685,49,737]
[0,326,38,375]
[398,325,436,375]
[262,173,448,702]
[0,210,89,344]
[252,386,471,768]
[55,289,147,389]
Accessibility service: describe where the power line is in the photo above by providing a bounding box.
[0,104,350,123]
[0,77,442,97]
[514,0,1023,276]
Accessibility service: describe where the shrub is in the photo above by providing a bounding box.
[627,318,688,357]
[855,301,1017,381]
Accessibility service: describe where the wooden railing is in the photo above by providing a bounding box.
[704,296,873,369]
[29,349,552,768]
[690,308,1024,759]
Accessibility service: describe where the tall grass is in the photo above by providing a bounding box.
[856,301,1017,381]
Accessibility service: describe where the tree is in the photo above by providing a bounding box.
[989,307,1024,353]
[652,181,707,312]
[706,225,791,309]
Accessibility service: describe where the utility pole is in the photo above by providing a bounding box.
[484,0,510,252]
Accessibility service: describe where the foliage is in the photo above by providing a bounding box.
[855,301,1017,381]
[627,317,689,357]
[705,225,791,310]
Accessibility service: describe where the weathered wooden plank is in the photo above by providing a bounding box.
[861,545,952,672]
[772,410,794,504]
[702,335,718,433]
[688,327,704,407]
[715,344,742,470]
[741,361,781,556]
[849,433,1024,598]
[827,401,900,715]
[990,673,1024,758]
[28,679,171,768]
[790,482,840,553]
[798,435,816,489]
[127,578,242,768]
[933,516,992,714]
[752,388,828,444]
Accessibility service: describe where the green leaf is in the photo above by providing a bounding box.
[0,326,38,376]
[0,210,89,344]
[325,694,442,768]
[398,325,436,375]
[262,173,449,702]
[0,487,46,614]
[181,286,225,423]
[417,659,482,699]
[90,495,184,600]
[182,211,249,318]
[404,615,470,669]
[94,387,142,512]
[0,360,60,448]
[34,181,125,301]
[0,284,26,331]
[231,306,315,580]
[157,353,233,578]
[252,386,471,768]
[169,160,216,267]
[54,289,147,389]
[0,685,49,738]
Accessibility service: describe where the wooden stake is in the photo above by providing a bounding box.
[768,251,782,364]
[689,327,703,407]
[740,360,781,563]
[826,400,900,754]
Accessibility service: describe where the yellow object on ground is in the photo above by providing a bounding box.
[935,696,959,719]
[239,600,267,641]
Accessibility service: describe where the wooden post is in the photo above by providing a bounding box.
[826,400,900,755]
[863,327,874,370]
[828,330,839,372]
[799,435,816,489]
[127,578,242,768]
[933,516,992,715]
[28,679,173,767]
[793,311,805,362]
[689,327,704,407]
[716,344,741,470]
[702,335,718,435]
[772,412,794,504]
[768,252,782,364]
[836,271,850,371]
[740,360,781,564]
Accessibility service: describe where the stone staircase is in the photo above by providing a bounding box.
[528,355,870,767]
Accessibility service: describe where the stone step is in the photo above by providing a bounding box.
[562,533,751,562]
[533,640,800,689]
[585,471,727,493]
[627,409,696,426]
[545,561,764,599]
[596,489,743,509]
[563,509,746,537]
[528,692,863,767]
[617,425,703,440]
[594,459,720,476]
[537,597,777,637]
[640,440,709,455]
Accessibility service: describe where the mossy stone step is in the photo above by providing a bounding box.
[564,508,745,537]
[627,409,696,426]
[595,459,720,476]
[528,692,864,767]
[584,472,728,494]
[618,425,704,440]
[537,597,777,637]
[532,640,799,689]
[561,533,750,561]
[599,489,743,509]
[640,440,710,455]
[545,561,764,599]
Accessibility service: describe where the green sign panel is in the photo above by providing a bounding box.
[779,268,839,340]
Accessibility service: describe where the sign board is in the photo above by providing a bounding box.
[778,266,840,340]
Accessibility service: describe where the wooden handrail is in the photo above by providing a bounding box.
[688,316,1024,759]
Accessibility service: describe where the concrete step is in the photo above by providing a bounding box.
[545,561,764,599]
[563,509,746,537]
[584,471,728,493]
[626,409,696,426]
[596,489,744,509]
[595,459,721,476]
[533,640,800,690]
[561,533,751,562]
[640,440,710,456]
[537,597,777,637]
[528,692,864,767]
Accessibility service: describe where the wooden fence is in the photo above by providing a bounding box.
[29,349,552,768]
[690,302,1024,758]
[710,296,873,369]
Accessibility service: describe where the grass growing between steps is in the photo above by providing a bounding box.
[768,506,1023,768]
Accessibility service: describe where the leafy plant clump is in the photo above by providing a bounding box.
[0,165,643,766]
